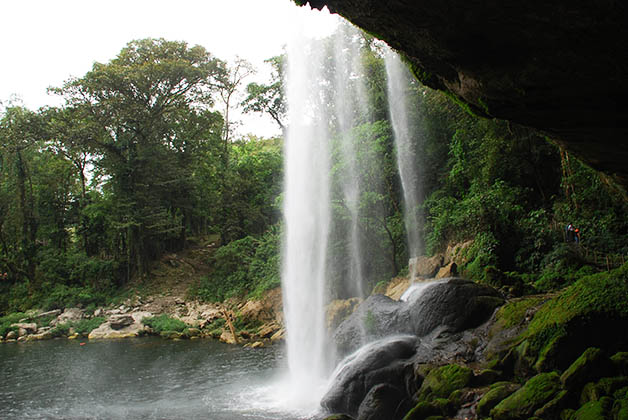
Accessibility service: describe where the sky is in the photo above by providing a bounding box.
[0,0,339,137]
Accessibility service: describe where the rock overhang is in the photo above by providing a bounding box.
[295,0,628,195]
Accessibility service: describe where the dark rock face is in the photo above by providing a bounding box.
[300,0,628,193]
[322,279,504,418]
[356,383,412,420]
[334,279,503,356]
[321,336,417,417]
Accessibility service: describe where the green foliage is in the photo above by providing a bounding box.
[72,317,105,335]
[142,314,187,334]
[189,227,281,302]
[38,283,110,311]
[50,323,71,337]
[0,312,28,337]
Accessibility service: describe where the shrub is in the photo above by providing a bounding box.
[142,314,187,334]
[51,323,70,337]
[72,317,105,335]
[188,227,281,302]
[38,284,110,311]
[0,312,27,337]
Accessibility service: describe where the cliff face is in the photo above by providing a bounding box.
[299,0,628,193]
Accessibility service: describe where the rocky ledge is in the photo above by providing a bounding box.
[298,0,628,194]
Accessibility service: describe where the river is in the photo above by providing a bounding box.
[0,338,317,420]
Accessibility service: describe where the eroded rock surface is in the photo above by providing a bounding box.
[300,0,628,193]
[334,278,503,356]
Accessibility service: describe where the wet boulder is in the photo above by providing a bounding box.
[356,383,412,420]
[490,372,561,420]
[400,278,503,338]
[321,336,417,417]
[334,279,503,356]
[333,294,404,356]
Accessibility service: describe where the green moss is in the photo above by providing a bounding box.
[560,347,605,390]
[417,364,473,401]
[523,264,628,371]
[490,372,561,420]
[572,396,612,420]
[611,352,628,376]
[50,323,70,337]
[491,296,545,335]
[597,377,628,397]
[403,401,441,420]
[534,390,571,419]
[323,415,354,420]
[613,397,628,420]
[528,264,628,336]
[477,382,520,416]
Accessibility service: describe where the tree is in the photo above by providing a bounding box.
[0,106,46,282]
[216,57,255,157]
[242,55,286,131]
[55,38,226,279]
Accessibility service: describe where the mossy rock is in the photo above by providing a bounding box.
[524,264,628,372]
[476,382,520,417]
[490,371,561,420]
[572,396,613,420]
[613,397,628,420]
[534,389,571,419]
[580,382,603,405]
[561,347,607,390]
[323,415,355,420]
[403,401,442,420]
[473,368,503,386]
[160,330,183,340]
[561,408,576,420]
[416,364,473,401]
[597,377,628,397]
[611,352,628,376]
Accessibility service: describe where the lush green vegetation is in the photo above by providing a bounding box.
[1,29,626,317]
[0,38,283,315]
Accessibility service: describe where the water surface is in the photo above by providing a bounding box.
[0,338,313,420]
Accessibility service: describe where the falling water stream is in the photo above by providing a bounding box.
[281,18,334,410]
[281,11,424,414]
[385,51,424,275]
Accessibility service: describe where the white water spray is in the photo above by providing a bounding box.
[332,23,369,299]
[281,19,334,410]
[385,51,423,275]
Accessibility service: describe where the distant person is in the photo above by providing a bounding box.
[566,223,574,242]
[574,228,580,244]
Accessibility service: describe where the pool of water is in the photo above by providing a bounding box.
[0,338,319,419]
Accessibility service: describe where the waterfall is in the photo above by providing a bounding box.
[384,51,423,276]
[281,9,423,413]
[332,23,369,299]
[282,18,334,408]
[282,18,372,409]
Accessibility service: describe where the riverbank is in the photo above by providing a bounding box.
[0,286,284,346]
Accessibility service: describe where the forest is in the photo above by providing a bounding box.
[0,34,626,316]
